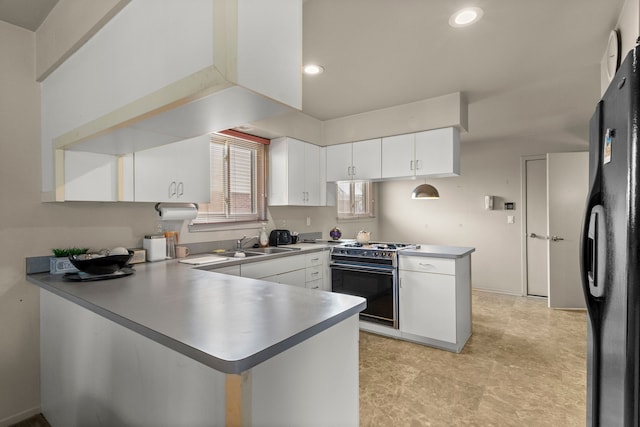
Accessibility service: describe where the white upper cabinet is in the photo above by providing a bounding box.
[63,152,119,202]
[326,144,352,182]
[41,0,301,201]
[414,128,460,177]
[269,137,323,206]
[134,135,210,203]
[382,127,460,179]
[325,138,382,182]
[380,134,415,178]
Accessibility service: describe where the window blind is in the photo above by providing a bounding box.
[192,133,267,225]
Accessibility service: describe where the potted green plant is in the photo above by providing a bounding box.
[50,247,89,275]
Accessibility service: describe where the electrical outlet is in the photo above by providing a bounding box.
[507,215,515,224]
[306,217,311,226]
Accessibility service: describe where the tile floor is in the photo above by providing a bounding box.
[359,290,587,426]
[15,291,586,427]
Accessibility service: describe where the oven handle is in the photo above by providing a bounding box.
[330,262,395,275]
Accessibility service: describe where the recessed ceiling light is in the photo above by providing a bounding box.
[449,7,483,28]
[303,64,325,75]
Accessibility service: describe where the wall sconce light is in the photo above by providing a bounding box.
[484,195,494,210]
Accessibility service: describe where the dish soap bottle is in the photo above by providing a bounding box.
[259,223,269,248]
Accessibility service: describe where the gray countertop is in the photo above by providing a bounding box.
[27,254,365,374]
[399,245,476,259]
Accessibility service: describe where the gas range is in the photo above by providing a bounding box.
[331,242,420,260]
[330,241,419,329]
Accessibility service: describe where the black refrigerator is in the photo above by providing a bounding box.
[582,45,640,426]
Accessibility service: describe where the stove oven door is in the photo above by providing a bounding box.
[331,263,398,328]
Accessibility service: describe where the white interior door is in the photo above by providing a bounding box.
[525,158,549,297]
[547,152,588,309]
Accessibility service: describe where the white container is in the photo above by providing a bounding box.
[143,236,166,262]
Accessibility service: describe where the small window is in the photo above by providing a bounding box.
[336,181,375,219]
[192,133,267,226]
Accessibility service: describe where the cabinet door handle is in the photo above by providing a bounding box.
[169,181,177,198]
[310,258,320,262]
[311,271,319,276]
[418,263,435,268]
[352,166,357,176]
[347,166,352,176]
[415,160,422,170]
[410,160,414,171]
[177,182,184,197]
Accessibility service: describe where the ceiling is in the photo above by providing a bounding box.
[301,0,626,144]
[0,0,627,145]
[0,0,57,31]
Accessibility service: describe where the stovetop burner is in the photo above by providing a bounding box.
[331,242,420,260]
[340,242,418,250]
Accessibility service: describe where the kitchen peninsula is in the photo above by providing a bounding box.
[27,255,365,427]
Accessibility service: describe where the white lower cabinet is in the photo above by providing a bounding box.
[399,270,456,342]
[305,252,323,287]
[239,250,329,290]
[306,279,323,290]
[240,255,305,280]
[265,269,307,288]
[398,254,471,353]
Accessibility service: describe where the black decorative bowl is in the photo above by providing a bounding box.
[69,250,133,275]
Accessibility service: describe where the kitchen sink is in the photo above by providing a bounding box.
[247,247,301,254]
[217,251,265,258]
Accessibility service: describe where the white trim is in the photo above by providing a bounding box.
[0,406,42,427]
[520,154,546,298]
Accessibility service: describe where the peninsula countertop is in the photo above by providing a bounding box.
[27,258,365,374]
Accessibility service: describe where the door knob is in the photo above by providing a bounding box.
[550,235,564,242]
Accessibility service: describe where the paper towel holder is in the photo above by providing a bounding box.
[155,202,199,220]
[155,202,199,213]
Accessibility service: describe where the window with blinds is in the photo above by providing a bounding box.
[336,181,375,219]
[192,133,267,225]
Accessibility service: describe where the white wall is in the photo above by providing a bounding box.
[378,136,588,295]
[0,20,162,426]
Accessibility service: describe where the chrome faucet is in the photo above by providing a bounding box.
[236,235,259,250]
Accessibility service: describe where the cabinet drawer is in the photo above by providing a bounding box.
[306,266,323,282]
[241,254,305,279]
[399,256,455,275]
[305,252,324,267]
[306,279,323,290]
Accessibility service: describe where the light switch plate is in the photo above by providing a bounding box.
[507,215,515,224]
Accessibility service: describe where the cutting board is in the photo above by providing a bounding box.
[178,256,229,265]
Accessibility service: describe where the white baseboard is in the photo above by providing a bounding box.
[0,406,41,427]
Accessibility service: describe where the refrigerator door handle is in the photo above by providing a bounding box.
[586,205,606,298]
